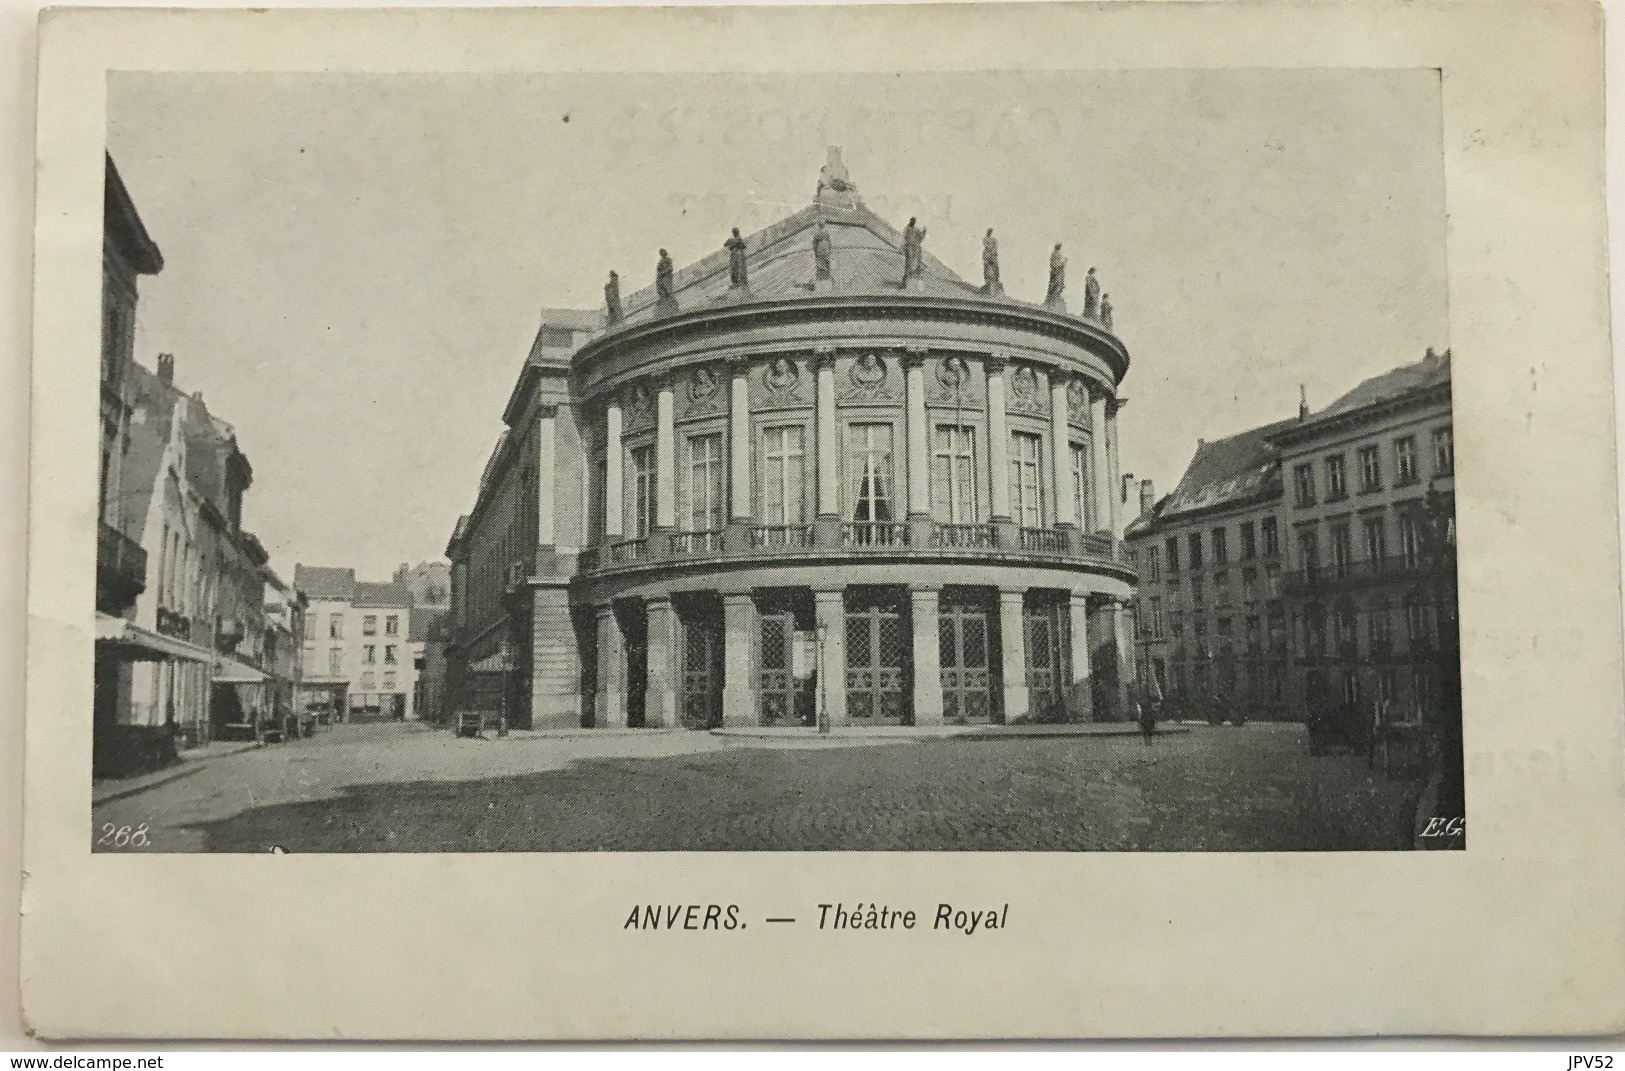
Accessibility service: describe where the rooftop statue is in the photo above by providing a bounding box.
[813,219,833,282]
[656,248,677,311]
[1045,243,1067,309]
[1100,293,1114,331]
[901,217,927,284]
[1083,266,1100,318]
[982,229,1002,294]
[604,270,624,325]
[725,227,749,290]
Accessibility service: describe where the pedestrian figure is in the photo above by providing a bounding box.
[1138,692,1156,745]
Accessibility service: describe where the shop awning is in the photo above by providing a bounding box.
[94,612,216,664]
[468,651,513,674]
[213,658,267,684]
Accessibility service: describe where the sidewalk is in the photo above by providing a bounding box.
[92,738,263,805]
[710,722,1191,741]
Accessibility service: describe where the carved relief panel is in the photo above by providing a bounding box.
[1006,363,1049,418]
[837,351,900,404]
[749,354,809,411]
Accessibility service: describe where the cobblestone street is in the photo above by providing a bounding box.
[92,720,1423,852]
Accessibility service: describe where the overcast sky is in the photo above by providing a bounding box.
[107,69,1448,582]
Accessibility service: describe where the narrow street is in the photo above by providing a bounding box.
[93,720,1424,853]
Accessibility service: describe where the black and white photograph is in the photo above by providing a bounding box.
[89,68,1464,853]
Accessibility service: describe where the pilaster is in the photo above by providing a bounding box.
[910,587,945,725]
[721,593,756,726]
[999,588,1029,724]
[814,589,848,727]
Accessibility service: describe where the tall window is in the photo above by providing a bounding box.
[1394,436,1419,485]
[1011,431,1045,528]
[1298,529,1319,578]
[931,425,978,523]
[364,645,376,665]
[1399,513,1422,568]
[1329,523,1352,578]
[328,648,342,675]
[1069,441,1091,530]
[1211,527,1229,565]
[382,672,397,692]
[1239,521,1256,560]
[1324,454,1347,501]
[845,423,895,523]
[630,444,656,537]
[590,454,607,542]
[761,426,806,526]
[363,615,377,636]
[384,645,397,665]
[686,432,725,532]
[1432,426,1454,476]
[1294,464,1317,507]
[1146,545,1162,581]
[385,615,399,636]
[1187,532,1204,570]
[329,614,343,639]
[1358,445,1383,492]
[361,671,376,691]
[1165,536,1180,572]
[1363,516,1388,562]
[1261,517,1280,557]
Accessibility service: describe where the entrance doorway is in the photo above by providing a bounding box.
[619,602,648,728]
[939,588,994,724]
[845,587,908,725]
[757,590,813,725]
[678,596,724,729]
[1025,594,1072,722]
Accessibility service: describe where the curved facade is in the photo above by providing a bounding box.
[446,155,1140,730]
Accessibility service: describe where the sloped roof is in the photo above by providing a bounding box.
[353,581,412,608]
[1153,417,1299,526]
[1318,349,1452,420]
[608,199,981,331]
[293,565,356,601]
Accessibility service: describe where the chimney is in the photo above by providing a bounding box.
[156,353,175,385]
[1298,384,1309,420]
[1139,478,1155,517]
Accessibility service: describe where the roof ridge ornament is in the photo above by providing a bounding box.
[815,145,862,208]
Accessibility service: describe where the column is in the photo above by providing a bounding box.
[814,347,842,546]
[1068,592,1095,722]
[729,360,751,521]
[644,596,679,728]
[594,603,626,728]
[535,412,556,547]
[1106,402,1123,539]
[814,590,848,727]
[1050,370,1075,528]
[726,359,753,552]
[998,588,1029,723]
[1089,392,1110,535]
[910,587,944,725]
[604,400,623,540]
[987,354,1012,527]
[1109,596,1134,715]
[721,593,755,726]
[904,349,932,546]
[655,379,676,532]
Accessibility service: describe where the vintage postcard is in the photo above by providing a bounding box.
[23,0,1625,1040]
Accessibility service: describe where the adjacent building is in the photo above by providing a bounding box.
[444,151,1140,731]
[295,566,421,720]
[1126,348,1456,725]
[393,561,451,609]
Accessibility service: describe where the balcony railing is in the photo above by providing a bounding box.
[669,529,724,555]
[935,522,996,549]
[844,522,909,548]
[1282,554,1445,593]
[752,524,814,549]
[608,538,647,564]
[578,521,1130,574]
[1019,526,1069,553]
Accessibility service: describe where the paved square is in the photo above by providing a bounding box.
[93,721,1423,852]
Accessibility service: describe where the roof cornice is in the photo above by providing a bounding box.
[573,293,1131,389]
[1268,381,1452,448]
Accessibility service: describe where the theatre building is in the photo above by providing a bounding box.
[445,153,1139,729]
